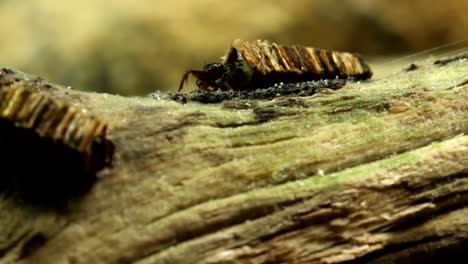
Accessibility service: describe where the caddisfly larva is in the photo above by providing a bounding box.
[179,39,372,91]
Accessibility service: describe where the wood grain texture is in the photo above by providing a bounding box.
[0,54,467,263]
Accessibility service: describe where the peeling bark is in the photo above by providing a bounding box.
[0,54,467,263]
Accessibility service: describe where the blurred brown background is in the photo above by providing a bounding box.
[0,0,466,95]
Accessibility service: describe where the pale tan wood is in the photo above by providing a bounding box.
[0,54,467,263]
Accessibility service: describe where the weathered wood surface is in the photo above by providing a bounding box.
[0,54,467,263]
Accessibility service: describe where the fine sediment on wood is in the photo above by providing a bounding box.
[0,54,467,263]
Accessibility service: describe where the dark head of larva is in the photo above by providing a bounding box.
[178,57,253,92]
[178,63,227,91]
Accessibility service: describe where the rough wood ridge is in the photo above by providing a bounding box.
[0,53,467,263]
